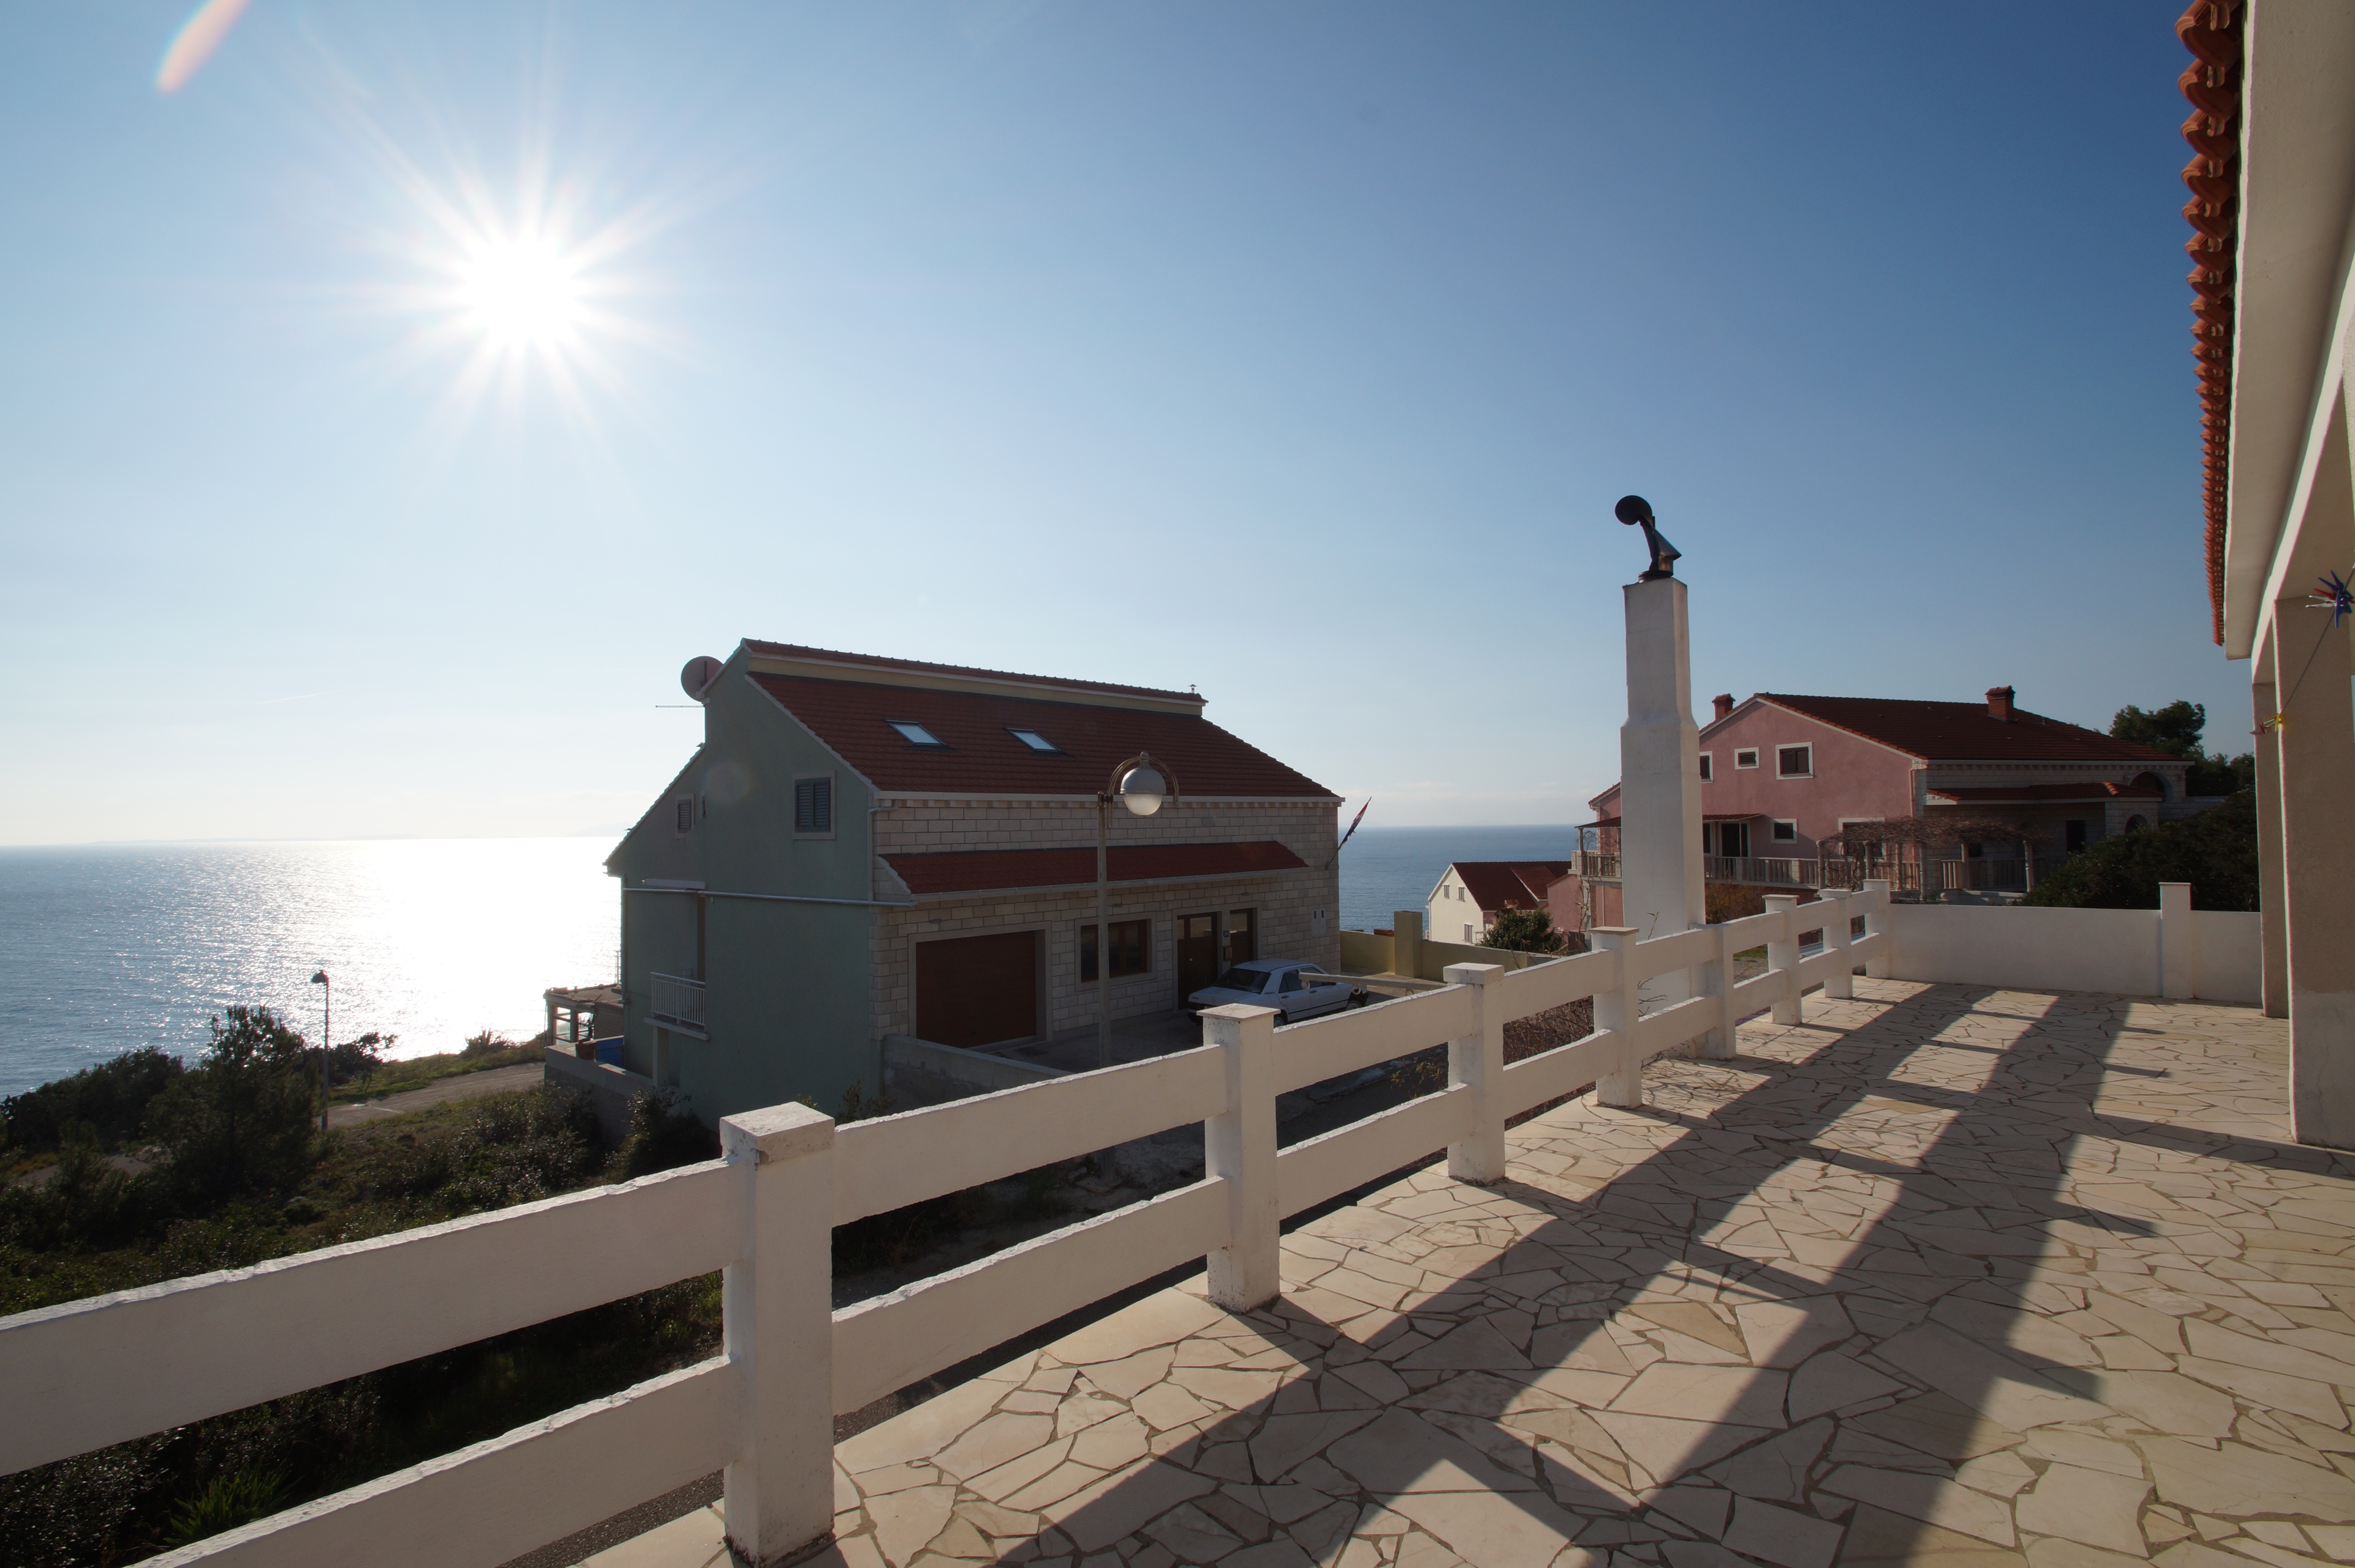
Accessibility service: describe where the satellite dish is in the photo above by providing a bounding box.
[680,656,724,701]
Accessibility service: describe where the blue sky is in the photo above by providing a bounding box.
[0,2,2229,844]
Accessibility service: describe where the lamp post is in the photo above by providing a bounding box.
[1095,753,1178,1072]
[310,970,331,1135]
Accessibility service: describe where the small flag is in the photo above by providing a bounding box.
[1339,798,1371,850]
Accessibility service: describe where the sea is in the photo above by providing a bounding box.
[0,826,1580,1099]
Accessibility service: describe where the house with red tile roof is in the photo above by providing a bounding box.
[1566,685,2200,921]
[1425,861,1571,946]
[605,641,1341,1122]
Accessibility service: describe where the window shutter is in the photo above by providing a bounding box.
[795,777,832,834]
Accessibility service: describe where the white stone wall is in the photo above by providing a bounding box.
[865,797,1339,1042]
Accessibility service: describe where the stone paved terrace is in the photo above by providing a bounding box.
[591,979,2355,1568]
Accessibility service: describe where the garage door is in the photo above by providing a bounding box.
[915,930,1040,1050]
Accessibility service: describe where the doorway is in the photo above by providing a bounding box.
[1225,908,1256,965]
[1177,913,1219,1007]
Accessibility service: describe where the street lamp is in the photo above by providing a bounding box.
[1095,752,1178,1072]
[310,970,331,1134]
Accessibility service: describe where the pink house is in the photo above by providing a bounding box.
[1558,685,2198,920]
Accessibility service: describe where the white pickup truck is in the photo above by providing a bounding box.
[1186,959,1367,1022]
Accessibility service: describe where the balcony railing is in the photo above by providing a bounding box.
[648,972,706,1036]
[0,887,1902,1568]
[1572,850,1620,880]
[1578,855,2074,895]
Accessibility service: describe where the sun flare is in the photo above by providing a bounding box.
[455,233,585,350]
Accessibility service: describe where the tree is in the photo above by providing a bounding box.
[1478,907,1568,955]
[2022,791,2258,911]
[2111,699,2253,797]
[2110,700,2208,757]
[145,1007,320,1199]
[2,1046,184,1155]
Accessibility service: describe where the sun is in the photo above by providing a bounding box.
[454,231,585,351]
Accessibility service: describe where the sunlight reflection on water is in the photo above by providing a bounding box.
[0,840,618,1096]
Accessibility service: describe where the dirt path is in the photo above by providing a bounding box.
[327,1063,545,1128]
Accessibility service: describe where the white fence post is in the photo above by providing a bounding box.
[1863,878,1890,978]
[1201,1003,1280,1311]
[1697,923,1734,1060]
[2160,880,2197,999]
[1443,963,1507,1182]
[1592,927,1645,1108]
[1820,889,1854,1000]
[1764,894,1803,1026]
[718,1103,837,1568]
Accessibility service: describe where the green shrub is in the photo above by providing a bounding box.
[609,1090,718,1180]
[147,1007,320,1201]
[1477,907,1569,954]
[2023,791,2258,911]
[163,1469,287,1548]
[3,1046,185,1155]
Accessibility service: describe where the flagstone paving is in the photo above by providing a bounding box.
[612,979,2355,1568]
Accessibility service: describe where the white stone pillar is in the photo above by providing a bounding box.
[1764,894,1803,1026]
[1592,927,1644,1108]
[1820,889,1855,1000]
[1620,578,1705,1003]
[2253,677,2289,1019]
[1202,1003,1281,1310]
[1862,879,1891,979]
[1696,920,1736,1060]
[1444,963,1507,1182]
[2160,881,2197,1000]
[719,1103,837,1568]
[2271,594,2355,1148]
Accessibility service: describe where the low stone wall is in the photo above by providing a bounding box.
[880,1033,1065,1109]
[1880,899,2260,1004]
[543,1048,657,1143]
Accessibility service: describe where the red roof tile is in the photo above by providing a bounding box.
[1758,694,2181,765]
[750,673,1335,799]
[2176,2,2243,644]
[887,840,1307,896]
[1929,782,2164,804]
[1451,861,1572,914]
[744,641,1200,707]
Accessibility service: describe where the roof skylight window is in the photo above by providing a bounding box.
[888,721,947,748]
[1007,728,1062,754]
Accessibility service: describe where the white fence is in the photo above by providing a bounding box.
[2,887,1896,1567]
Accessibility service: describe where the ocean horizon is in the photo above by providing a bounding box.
[0,826,1581,1098]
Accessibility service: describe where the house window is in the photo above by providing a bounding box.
[1771,819,1797,843]
[1776,744,1813,778]
[1079,919,1151,982]
[1226,909,1256,964]
[1006,727,1062,754]
[1463,924,1474,942]
[1713,821,1750,857]
[887,720,948,748]
[1699,752,1713,781]
[793,775,833,836]
[1736,749,1760,769]
[2065,819,2088,854]
[674,797,694,836]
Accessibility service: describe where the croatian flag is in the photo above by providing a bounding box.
[1339,798,1371,850]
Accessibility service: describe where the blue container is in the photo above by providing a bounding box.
[593,1038,626,1067]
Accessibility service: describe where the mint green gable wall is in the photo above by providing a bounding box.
[609,647,881,1125]
[607,755,704,1083]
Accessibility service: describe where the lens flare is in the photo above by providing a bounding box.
[157,0,251,94]
[454,231,585,350]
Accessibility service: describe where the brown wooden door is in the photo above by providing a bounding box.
[1176,913,1219,1006]
[916,930,1039,1049]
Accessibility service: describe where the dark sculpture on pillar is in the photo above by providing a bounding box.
[1614,495,1680,580]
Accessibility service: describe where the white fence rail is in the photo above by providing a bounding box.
[0,886,1894,1568]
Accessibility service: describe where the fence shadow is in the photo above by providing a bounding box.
[821,976,2267,1568]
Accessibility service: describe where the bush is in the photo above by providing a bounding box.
[1477,907,1570,954]
[2023,791,2258,911]
[460,1030,510,1061]
[3,1046,185,1155]
[328,1033,390,1088]
[346,1088,601,1217]
[147,1007,320,1200]
[609,1091,718,1180]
